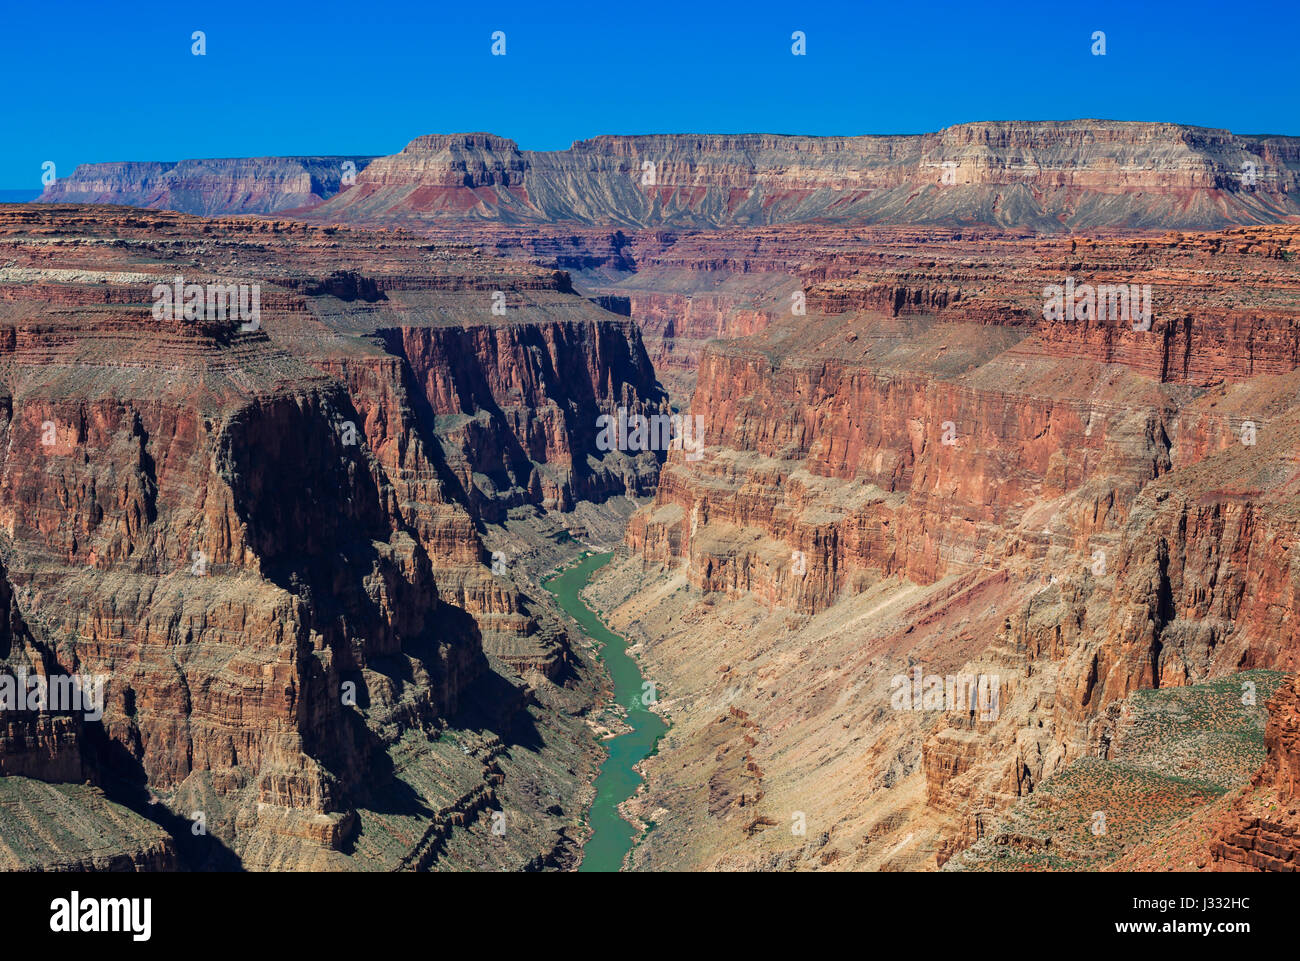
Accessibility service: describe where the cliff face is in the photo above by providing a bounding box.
[583,222,1300,870]
[430,219,1300,403]
[35,157,376,216]
[301,122,1300,231]
[0,204,661,869]
[1210,675,1300,871]
[632,225,1300,607]
[381,317,665,516]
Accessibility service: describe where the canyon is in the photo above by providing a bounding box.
[0,203,666,870]
[7,118,1300,872]
[573,222,1300,870]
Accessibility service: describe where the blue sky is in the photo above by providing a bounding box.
[2,0,1296,187]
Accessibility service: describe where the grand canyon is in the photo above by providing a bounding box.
[4,119,1300,881]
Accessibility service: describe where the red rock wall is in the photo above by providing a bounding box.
[0,205,660,867]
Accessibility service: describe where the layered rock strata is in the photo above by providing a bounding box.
[585,223,1300,870]
[36,157,376,216]
[0,203,664,869]
[299,123,1300,231]
[41,123,1300,231]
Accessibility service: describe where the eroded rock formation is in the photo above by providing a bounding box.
[581,223,1300,870]
[1210,675,1300,871]
[0,203,664,869]
[41,123,1300,232]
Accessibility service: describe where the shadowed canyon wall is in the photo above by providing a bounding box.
[0,204,665,870]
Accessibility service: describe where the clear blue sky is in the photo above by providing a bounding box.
[3,0,1296,187]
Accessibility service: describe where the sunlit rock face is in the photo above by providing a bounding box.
[0,204,663,869]
[52,123,1300,230]
[296,123,1300,230]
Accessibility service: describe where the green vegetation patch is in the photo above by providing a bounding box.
[949,670,1290,872]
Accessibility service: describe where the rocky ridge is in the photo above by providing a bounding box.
[36,157,376,216]
[38,122,1300,231]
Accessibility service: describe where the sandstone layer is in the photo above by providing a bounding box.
[580,223,1300,870]
[0,203,665,870]
[295,123,1300,231]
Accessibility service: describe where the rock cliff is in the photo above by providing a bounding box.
[583,222,1300,870]
[0,203,663,869]
[1210,675,1300,871]
[41,123,1300,231]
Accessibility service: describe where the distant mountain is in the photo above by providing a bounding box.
[34,156,375,216]
[32,122,1300,231]
[299,122,1300,231]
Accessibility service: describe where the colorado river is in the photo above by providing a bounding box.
[544,551,668,872]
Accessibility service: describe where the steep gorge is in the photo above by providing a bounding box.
[0,204,664,870]
[13,121,1300,873]
[579,224,1300,870]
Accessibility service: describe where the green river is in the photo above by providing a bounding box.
[543,551,668,872]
